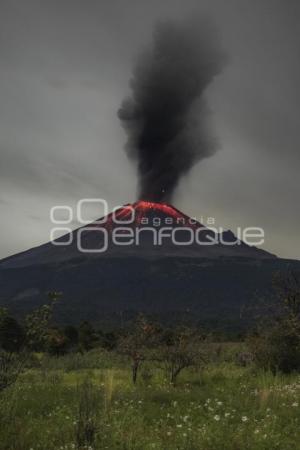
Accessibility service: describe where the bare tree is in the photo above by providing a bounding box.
[157,327,207,384]
[118,315,158,384]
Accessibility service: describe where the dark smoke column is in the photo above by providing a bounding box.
[118,17,226,202]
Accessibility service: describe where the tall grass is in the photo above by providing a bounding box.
[0,349,300,449]
[75,380,102,449]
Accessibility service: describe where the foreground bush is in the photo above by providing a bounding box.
[249,270,300,374]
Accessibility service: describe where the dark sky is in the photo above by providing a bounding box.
[0,0,299,259]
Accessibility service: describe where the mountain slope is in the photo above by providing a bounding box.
[0,201,289,329]
[0,201,275,269]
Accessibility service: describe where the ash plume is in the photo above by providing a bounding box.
[118,17,227,202]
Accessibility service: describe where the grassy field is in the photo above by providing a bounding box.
[1,348,300,450]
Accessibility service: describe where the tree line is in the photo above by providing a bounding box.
[1,269,300,390]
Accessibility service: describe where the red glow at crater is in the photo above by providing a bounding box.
[99,200,199,229]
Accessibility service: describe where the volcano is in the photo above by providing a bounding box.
[0,201,297,330]
[0,201,275,270]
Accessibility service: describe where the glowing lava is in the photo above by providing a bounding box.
[133,201,185,219]
[97,201,199,230]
